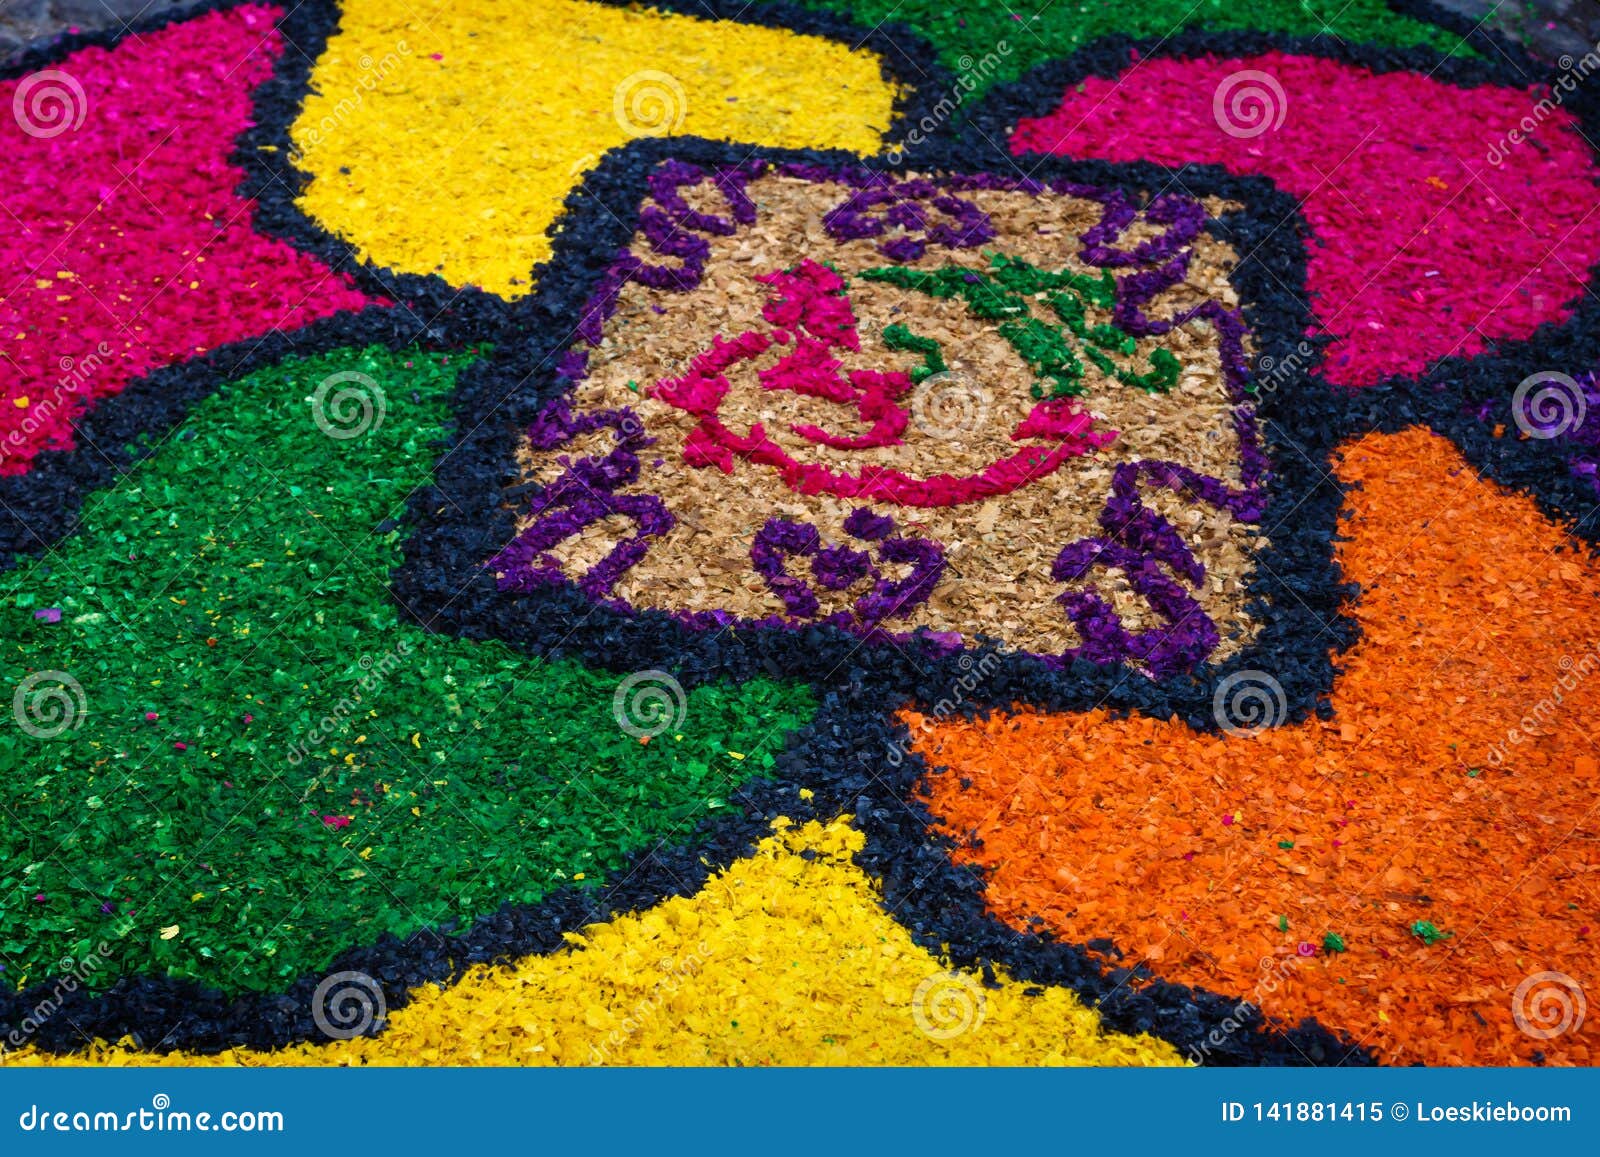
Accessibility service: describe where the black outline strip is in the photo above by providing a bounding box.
[394,136,1351,728]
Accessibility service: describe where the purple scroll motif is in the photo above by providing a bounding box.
[821,178,995,261]
[1053,539,1219,678]
[856,534,947,625]
[1051,458,1268,676]
[644,160,758,237]
[752,511,946,629]
[570,160,763,365]
[752,519,834,620]
[1079,190,1208,269]
[1037,185,1275,673]
[496,487,674,600]
[492,400,673,599]
[624,160,760,291]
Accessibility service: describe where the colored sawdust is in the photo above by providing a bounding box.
[3,0,1592,1072]
[915,427,1600,1066]
[791,0,1469,95]
[0,3,373,475]
[0,818,1185,1066]
[0,344,811,993]
[1011,52,1600,388]
[289,0,896,296]
[511,167,1264,660]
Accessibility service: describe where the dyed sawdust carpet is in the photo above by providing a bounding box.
[0,0,1597,1067]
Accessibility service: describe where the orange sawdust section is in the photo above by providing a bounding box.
[913,427,1599,1066]
[2,818,1181,1066]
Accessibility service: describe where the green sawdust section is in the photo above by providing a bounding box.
[793,0,1473,94]
[0,348,813,995]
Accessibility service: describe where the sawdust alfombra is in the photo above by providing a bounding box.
[493,161,1268,675]
[7,0,1600,1071]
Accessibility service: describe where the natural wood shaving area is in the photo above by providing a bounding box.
[506,171,1269,660]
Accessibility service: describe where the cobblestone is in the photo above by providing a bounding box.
[1433,0,1599,62]
[1,0,188,64]
[1,2,1595,78]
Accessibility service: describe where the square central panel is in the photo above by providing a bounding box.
[484,157,1271,677]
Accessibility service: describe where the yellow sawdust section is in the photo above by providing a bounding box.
[4,818,1182,1066]
[289,0,898,297]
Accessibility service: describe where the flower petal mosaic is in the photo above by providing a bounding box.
[0,0,1597,1069]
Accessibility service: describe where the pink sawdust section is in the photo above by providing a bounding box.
[1011,52,1600,388]
[0,4,376,475]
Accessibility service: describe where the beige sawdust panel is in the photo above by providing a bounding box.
[508,171,1266,660]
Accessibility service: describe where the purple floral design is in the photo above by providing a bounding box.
[1053,539,1218,677]
[491,400,674,600]
[821,177,995,260]
[752,510,946,629]
[1044,192,1268,675]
